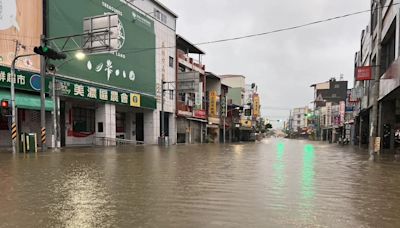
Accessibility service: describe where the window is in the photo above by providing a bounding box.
[72,108,95,132]
[179,92,185,102]
[154,9,167,24]
[381,19,396,74]
[169,56,174,67]
[154,9,161,20]
[161,14,167,24]
[334,84,340,89]
[332,94,337,98]
[297,114,301,118]
[116,113,126,133]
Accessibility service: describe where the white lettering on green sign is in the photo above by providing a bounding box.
[87,87,97,99]
[110,91,119,102]
[99,89,108,101]
[74,84,85,97]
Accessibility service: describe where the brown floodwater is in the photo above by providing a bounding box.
[1,139,400,227]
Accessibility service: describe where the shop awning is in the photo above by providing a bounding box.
[239,127,253,131]
[0,90,54,111]
[187,117,208,123]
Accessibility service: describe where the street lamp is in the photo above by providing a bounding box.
[75,51,86,60]
[49,53,87,149]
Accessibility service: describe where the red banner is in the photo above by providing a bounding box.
[193,110,207,119]
[356,66,372,81]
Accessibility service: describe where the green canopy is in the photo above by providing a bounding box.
[0,90,54,111]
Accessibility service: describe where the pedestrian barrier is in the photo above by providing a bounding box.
[94,137,144,146]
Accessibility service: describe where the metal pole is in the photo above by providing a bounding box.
[52,74,58,149]
[40,35,47,151]
[10,41,19,154]
[223,117,226,144]
[369,1,382,156]
[160,80,165,145]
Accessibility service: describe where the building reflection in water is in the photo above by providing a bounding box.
[301,144,316,215]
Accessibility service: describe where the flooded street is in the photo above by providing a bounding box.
[1,139,400,227]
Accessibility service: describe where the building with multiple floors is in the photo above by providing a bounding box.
[0,0,263,150]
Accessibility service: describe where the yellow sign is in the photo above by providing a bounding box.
[130,94,141,107]
[241,119,252,128]
[209,91,217,117]
[253,95,260,117]
[374,137,381,153]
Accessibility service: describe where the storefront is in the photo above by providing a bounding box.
[0,66,54,148]
[207,117,220,143]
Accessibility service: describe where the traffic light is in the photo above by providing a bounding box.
[1,99,10,116]
[33,46,67,60]
[244,108,251,116]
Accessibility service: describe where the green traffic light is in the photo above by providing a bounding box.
[42,46,48,52]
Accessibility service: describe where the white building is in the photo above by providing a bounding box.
[290,107,310,132]
[134,0,178,144]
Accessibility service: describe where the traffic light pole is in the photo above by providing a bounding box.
[40,35,47,152]
[10,51,36,153]
[10,41,19,154]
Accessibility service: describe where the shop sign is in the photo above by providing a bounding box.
[356,66,372,81]
[193,109,206,119]
[241,119,252,128]
[209,90,217,117]
[177,110,192,117]
[130,93,141,107]
[374,137,381,153]
[220,96,227,117]
[208,117,220,125]
[0,66,50,93]
[195,82,203,109]
[48,0,156,96]
[339,101,345,125]
[253,95,260,117]
[56,79,132,106]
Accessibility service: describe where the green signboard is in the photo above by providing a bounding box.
[0,65,156,109]
[47,0,156,97]
[0,66,50,93]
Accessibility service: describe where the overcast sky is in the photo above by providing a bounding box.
[162,0,370,126]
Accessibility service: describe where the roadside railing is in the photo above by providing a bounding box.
[94,137,144,146]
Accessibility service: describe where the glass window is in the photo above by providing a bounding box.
[72,108,95,132]
[169,56,174,67]
[116,113,126,133]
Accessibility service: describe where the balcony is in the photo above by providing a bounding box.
[177,50,205,73]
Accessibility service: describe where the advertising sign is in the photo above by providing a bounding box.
[195,82,203,109]
[209,90,217,117]
[0,0,42,71]
[241,119,252,128]
[356,66,372,81]
[193,109,206,119]
[0,65,155,109]
[130,93,141,107]
[220,96,227,117]
[47,0,156,96]
[253,95,260,117]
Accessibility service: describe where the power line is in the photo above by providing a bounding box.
[120,3,398,55]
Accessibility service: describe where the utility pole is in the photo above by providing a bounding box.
[40,35,47,151]
[160,79,165,145]
[10,40,19,154]
[160,81,175,146]
[369,1,382,156]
